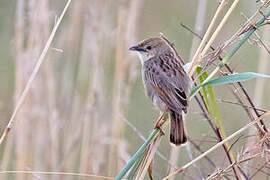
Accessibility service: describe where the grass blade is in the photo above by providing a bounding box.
[191,72,270,97]
[115,119,169,180]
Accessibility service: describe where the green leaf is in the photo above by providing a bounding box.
[115,130,157,180]
[196,67,234,161]
[196,67,211,113]
[189,9,270,100]
[116,119,169,180]
[127,148,147,179]
[257,21,270,28]
[190,72,270,97]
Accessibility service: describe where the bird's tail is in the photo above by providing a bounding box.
[169,110,187,146]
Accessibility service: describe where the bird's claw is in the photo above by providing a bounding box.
[155,124,165,135]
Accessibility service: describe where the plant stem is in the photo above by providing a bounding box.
[188,0,227,75]
[0,0,72,146]
[189,8,270,100]
[115,119,169,180]
[162,111,270,180]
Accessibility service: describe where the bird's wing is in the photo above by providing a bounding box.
[144,55,190,112]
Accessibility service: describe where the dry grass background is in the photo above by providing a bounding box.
[0,0,269,179]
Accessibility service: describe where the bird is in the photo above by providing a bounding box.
[129,36,191,146]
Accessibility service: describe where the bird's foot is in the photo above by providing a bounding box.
[155,122,165,135]
[154,109,169,135]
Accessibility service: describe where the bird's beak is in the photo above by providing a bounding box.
[129,45,147,52]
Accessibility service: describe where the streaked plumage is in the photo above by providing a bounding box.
[129,36,191,145]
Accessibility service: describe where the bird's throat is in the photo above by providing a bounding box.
[137,52,153,65]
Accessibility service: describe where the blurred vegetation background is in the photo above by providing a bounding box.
[0,0,269,179]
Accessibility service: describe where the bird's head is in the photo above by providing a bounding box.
[129,37,170,64]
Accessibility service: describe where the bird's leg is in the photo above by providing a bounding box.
[154,108,169,135]
[155,117,166,135]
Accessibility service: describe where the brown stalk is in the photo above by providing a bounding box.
[78,1,108,176]
[181,22,269,134]
[193,78,243,179]
[108,0,143,175]
[181,16,270,177]
[135,135,162,180]
[168,1,208,179]
[249,160,270,178]
[0,0,72,146]
[181,23,264,179]
[246,16,270,177]
[12,1,52,179]
[218,99,267,113]
[58,16,92,178]
[208,152,264,179]
[163,111,270,180]
[108,5,129,176]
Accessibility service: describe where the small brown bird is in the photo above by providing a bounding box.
[129,36,191,146]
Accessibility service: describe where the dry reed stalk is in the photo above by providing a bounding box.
[188,0,227,76]
[10,1,25,180]
[13,0,51,179]
[207,152,265,179]
[0,133,14,180]
[163,111,270,180]
[108,0,142,175]
[78,0,108,176]
[135,136,162,180]
[185,1,270,134]
[212,5,270,136]
[13,2,26,179]
[78,3,99,176]
[184,3,241,179]
[167,146,180,180]
[252,30,270,125]
[109,7,128,175]
[245,26,270,177]
[58,0,84,122]
[188,0,208,58]
[30,0,51,173]
[0,0,72,146]
[167,1,208,179]
[189,0,241,77]
[57,2,86,179]
[1,1,72,180]
[0,170,115,179]
[122,117,181,171]
[189,9,269,176]
[61,97,85,180]
[189,1,268,178]
[45,35,60,180]
[214,10,270,136]
[224,1,270,50]
[228,83,257,123]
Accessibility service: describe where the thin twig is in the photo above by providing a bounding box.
[183,13,270,133]
[0,170,114,179]
[194,74,242,179]
[135,135,162,180]
[188,138,216,168]
[188,0,241,76]
[249,161,270,179]
[207,152,264,179]
[218,99,267,113]
[0,0,72,145]
[162,111,270,180]
[122,117,179,169]
[188,0,227,75]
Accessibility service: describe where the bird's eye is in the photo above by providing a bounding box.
[146,46,152,50]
